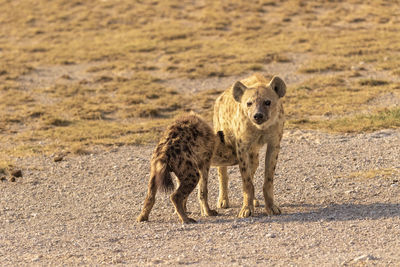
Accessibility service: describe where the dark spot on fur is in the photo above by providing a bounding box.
[199,161,205,169]
[217,131,225,144]
[183,144,189,152]
[186,161,193,168]
[241,167,247,172]
[171,132,178,139]
[190,127,200,140]
[177,159,183,168]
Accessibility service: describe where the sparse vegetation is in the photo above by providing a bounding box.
[347,168,399,180]
[290,108,400,133]
[1,0,400,162]
[358,79,390,87]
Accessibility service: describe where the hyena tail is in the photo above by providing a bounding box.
[152,156,174,192]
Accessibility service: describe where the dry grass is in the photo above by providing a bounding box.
[347,168,399,180]
[1,0,400,163]
[290,108,400,132]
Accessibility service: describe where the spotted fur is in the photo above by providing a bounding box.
[137,113,223,223]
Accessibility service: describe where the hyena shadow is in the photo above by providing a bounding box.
[195,202,400,224]
[253,202,400,223]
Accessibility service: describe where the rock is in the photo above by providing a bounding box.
[0,176,6,182]
[353,254,377,262]
[31,255,42,262]
[11,169,22,178]
[53,155,64,162]
[266,233,276,238]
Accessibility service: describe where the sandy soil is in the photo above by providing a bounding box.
[1,128,399,266]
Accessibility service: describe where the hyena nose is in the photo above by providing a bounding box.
[254,113,264,120]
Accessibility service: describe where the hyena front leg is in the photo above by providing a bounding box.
[249,152,260,207]
[237,148,255,218]
[217,166,230,209]
[263,142,282,215]
[137,173,157,222]
[199,164,218,217]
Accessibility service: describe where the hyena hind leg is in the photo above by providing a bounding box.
[199,165,218,216]
[137,174,158,222]
[170,170,199,224]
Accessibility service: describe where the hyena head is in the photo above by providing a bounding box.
[232,76,286,129]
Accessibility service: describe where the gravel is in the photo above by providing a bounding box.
[1,129,399,266]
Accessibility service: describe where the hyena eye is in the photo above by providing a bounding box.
[247,102,253,107]
[264,100,271,106]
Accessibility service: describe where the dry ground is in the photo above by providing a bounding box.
[1,129,399,266]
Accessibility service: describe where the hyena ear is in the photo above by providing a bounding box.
[232,81,247,102]
[269,76,286,98]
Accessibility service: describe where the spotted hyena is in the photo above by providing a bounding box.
[212,74,286,218]
[137,113,225,223]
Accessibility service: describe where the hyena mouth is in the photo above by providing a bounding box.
[254,118,266,125]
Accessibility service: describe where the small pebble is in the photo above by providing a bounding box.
[54,155,64,162]
[353,254,377,262]
[31,255,42,262]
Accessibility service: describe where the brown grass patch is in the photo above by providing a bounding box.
[347,169,399,180]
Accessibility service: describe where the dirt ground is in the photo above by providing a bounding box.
[1,128,399,266]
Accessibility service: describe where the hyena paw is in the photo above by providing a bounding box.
[217,198,230,209]
[238,206,252,218]
[207,209,218,216]
[136,214,148,222]
[182,217,197,224]
[201,207,218,217]
[265,204,281,215]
